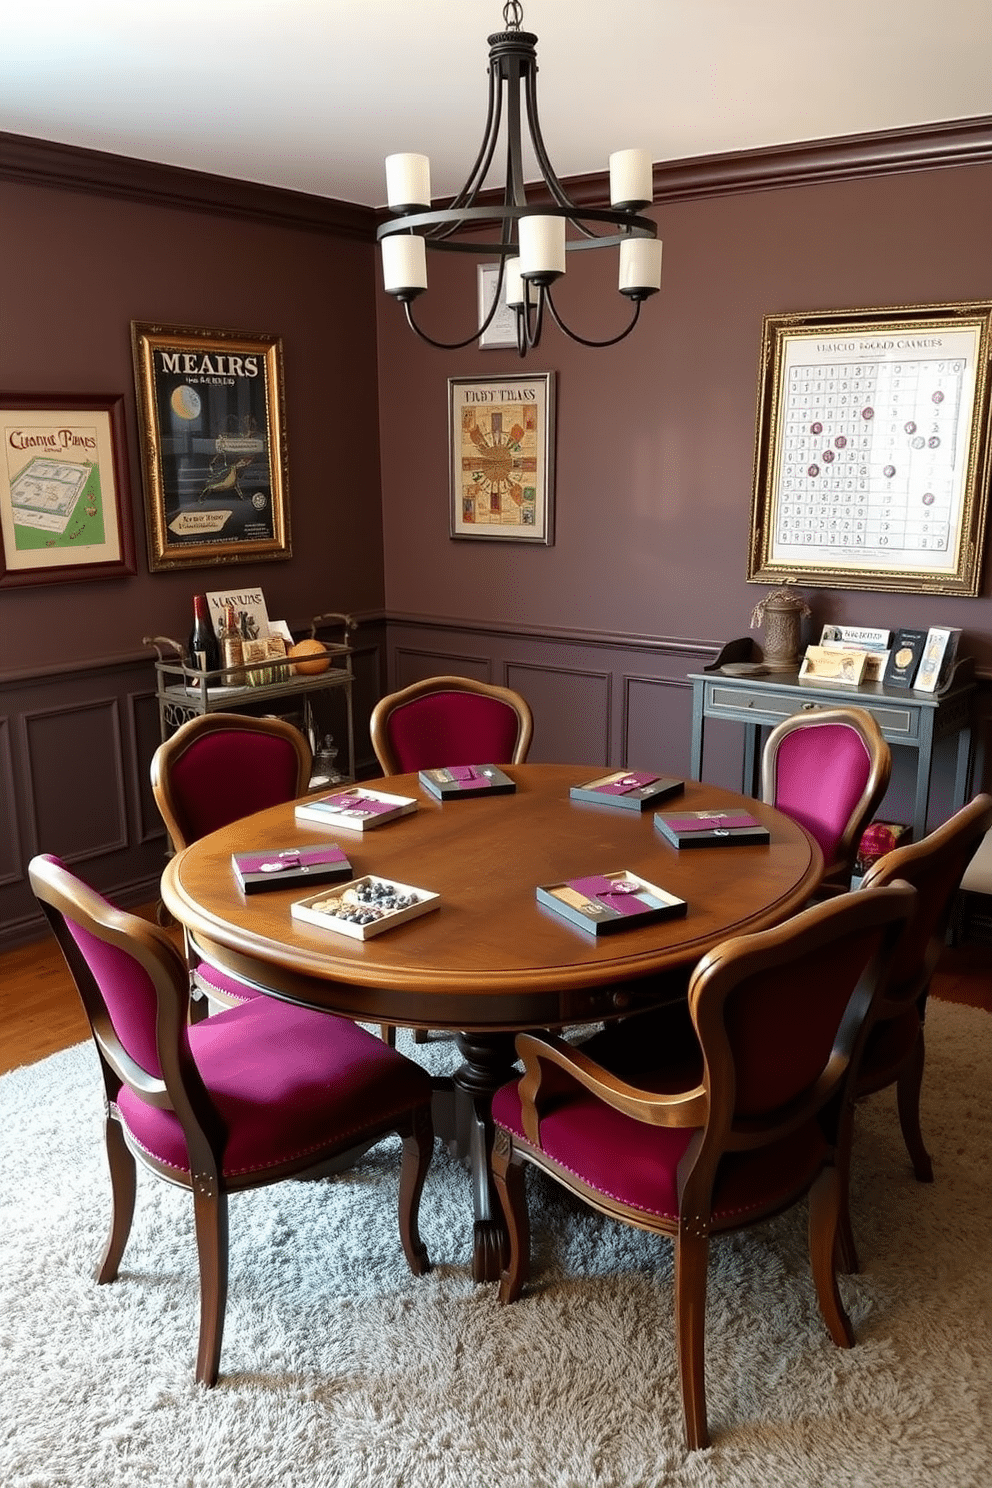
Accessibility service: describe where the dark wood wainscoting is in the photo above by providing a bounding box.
[383,614,735,781]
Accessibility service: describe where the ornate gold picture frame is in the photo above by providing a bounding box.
[747,301,992,595]
[131,322,291,572]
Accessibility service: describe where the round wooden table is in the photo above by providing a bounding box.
[161,763,822,1279]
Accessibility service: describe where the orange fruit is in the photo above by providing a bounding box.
[287,638,331,675]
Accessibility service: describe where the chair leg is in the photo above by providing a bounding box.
[380,1025,397,1047]
[94,1114,137,1284]
[397,1104,433,1276]
[807,1165,854,1348]
[492,1131,529,1304]
[896,1031,933,1182]
[833,1102,860,1276]
[674,1227,711,1452]
[835,1206,860,1277]
[191,1180,229,1387]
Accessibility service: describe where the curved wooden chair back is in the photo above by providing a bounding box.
[832,792,992,1267]
[860,792,992,998]
[761,706,891,892]
[28,852,434,1386]
[370,675,533,776]
[151,711,312,853]
[492,881,916,1450]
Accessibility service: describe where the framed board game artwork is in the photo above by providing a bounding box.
[449,373,555,544]
[747,302,992,596]
[0,393,136,588]
[131,322,291,572]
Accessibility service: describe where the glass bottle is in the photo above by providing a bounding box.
[186,595,219,674]
[217,603,245,685]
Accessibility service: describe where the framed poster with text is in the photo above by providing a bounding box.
[448,373,555,544]
[747,302,992,595]
[0,393,135,588]
[131,322,291,572]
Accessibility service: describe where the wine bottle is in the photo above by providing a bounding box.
[218,603,245,684]
[186,595,219,674]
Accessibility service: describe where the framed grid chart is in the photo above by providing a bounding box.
[747,302,992,595]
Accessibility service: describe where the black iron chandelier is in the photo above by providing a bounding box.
[377,1,662,356]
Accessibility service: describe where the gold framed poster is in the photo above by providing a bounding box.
[747,301,992,595]
[449,373,555,544]
[131,321,291,572]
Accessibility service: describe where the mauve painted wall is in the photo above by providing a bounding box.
[375,162,992,666]
[0,176,383,671]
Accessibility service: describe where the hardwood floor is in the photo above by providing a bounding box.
[1,906,184,1076]
[1,910,988,1076]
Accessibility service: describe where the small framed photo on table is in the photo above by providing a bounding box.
[449,373,555,544]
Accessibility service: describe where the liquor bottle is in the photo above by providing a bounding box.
[186,595,219,674]
[217,603,245,684]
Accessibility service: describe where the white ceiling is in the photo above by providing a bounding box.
[2,1,990,208]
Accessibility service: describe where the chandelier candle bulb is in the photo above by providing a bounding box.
[619,237,663,296]
[384,152,431,211]
[381,234,428,297]
[519,215,566,281]
[609,148,653,209]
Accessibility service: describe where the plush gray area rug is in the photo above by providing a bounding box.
[1,1001,990,1488]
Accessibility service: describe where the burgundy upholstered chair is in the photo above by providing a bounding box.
[370,675,533,776]
[837,791,992,1269]
[29,853,434,1386]
[761,706,892,895]
[491,881,915,1450]
[150,712,313,1011]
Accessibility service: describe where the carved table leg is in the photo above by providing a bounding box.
[452,1031,519,1283]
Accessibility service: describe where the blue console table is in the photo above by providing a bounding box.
[688,648,975,843]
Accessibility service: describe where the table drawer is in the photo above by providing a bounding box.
[705,683,920,742]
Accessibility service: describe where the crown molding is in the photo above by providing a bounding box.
[565,115,992,208]
[0,130,375,240]
[4,114,991,239]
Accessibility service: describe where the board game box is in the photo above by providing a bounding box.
[569,770,685,812]
[536,870,687,936]
[654,810,770,849]
[418,764,516,800]
[232,843,352,894]
[295,787,417,832]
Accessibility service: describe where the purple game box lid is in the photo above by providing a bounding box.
[234,844,350,874]
[660,811,761,832]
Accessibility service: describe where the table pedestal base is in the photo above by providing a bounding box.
[432,1031,518,1283]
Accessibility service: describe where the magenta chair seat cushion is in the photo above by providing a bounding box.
[492,1082,828,1224]
[386,692,520,772]
[116,1000,433,1179]
[773,723,872,865]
